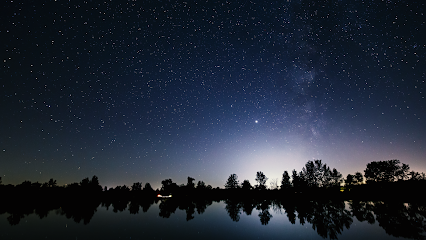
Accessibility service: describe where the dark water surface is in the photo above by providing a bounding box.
[1,200,425,240]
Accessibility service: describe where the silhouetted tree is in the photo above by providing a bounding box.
[255,171,268,190]
[301,160,341,188]
[281,171,291,189]
[131,182,143,192]
[409,171,426,181]
[329,168,343,187]
[187,176,195,189]
[241,180,252,190]
[364,159,410,183]
[345,174,355,186]
[143,182,154,192]
[0,176,2,185]
[47,178,57,188]
[161,179,177,193]
[80,177,90,187]
[66,182,79,190]
[292,169,302,189]
[196,180,206,189]
[225,174,239,189]
[292,170,307,189]
[346,172,363,186]
[354,172,364,184]
[90,175,102,192]
[17,180,32,189]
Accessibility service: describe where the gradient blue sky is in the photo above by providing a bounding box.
[1,0,425,189]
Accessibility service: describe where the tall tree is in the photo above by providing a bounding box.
[281,171,291,189]
[329,168,343,187]
[225,174,239,189]
[90,175,103,191]
[47,178,57,188]
[354,172,364,184]
[80,177,90,187]
[241,180,252,190]
[187,177,195,189]
[131,182,143,191]
[364,160,410,183]
[345,174,355,186]
[197,180,206,189]
[291,169,302,188]
[143,182,154,192]
[161,179,177,193]
[255,171,268,190]
[301,160,342,188]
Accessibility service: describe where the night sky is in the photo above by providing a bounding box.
[1,0,425,189]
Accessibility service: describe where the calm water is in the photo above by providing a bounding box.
[1,200,424,240]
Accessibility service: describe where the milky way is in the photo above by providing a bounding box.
[1,0,425,189]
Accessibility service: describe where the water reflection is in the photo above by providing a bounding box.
[159,198,213,221]
[1,198,426,239]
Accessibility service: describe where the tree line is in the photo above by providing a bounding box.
[224,159,426,191]
[1,159,425,199]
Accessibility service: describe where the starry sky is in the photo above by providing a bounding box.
[1,0,425,189]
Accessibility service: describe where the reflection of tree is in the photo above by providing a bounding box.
[156,198,211,220]
[281,202,297,224]
[258,209,272,225]
[111,200,129,213]
[308,201,352,240]
[6,205,33,226]
[241,199,255,216]
[128,200,140,214]
[59,200,101,225]
[373,201,426,240]
[195,199,212,214]
[349,200,375,224]
[141,198,155,212]
[224,199,241,222]
[6,203,49,225]
[283,200,352,239]
[158,199,179,218]
[34,204,57,219]
[7,213,25,226]
[179,200,196,221]
[256,199,273,225]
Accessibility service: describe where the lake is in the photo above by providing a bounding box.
[1,199,424,240]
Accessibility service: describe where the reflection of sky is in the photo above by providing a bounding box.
[1,1,425,189]
[0,201,408,240]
